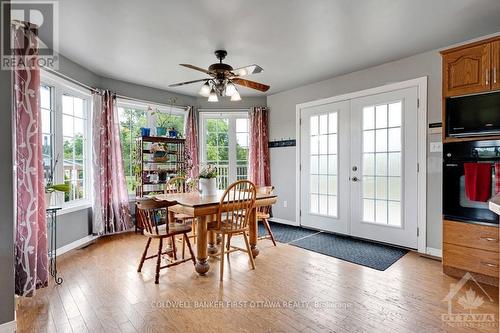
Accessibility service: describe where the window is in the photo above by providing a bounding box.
[41,72,91,206]
[117,101,186,194]
[200,112,249,189]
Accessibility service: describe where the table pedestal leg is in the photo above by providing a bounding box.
[249,207,259,258]
[195,215,209,275]
[208,230,218,255]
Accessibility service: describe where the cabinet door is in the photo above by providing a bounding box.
[443,43,491,97]
[492,40,500,91]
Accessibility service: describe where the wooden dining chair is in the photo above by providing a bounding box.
[165,176,197,257]
[226,185,277,249]
[256,186,277,246]
[208,180,257,281]
[136,198,195,284]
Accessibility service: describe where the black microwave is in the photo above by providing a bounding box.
[446,91,500,138]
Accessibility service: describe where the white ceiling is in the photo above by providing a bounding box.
[57,0,500,96]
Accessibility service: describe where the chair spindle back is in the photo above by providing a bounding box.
[165,176,187,194]
[217,180,256,231]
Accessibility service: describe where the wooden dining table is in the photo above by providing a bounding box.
[153,190,278,275]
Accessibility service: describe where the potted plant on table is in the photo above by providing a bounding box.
[198,164,217,196]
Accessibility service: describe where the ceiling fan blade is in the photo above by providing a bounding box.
[231,64,263,77]
[180,64,212,75]
[233,78,270,92]
[169,78,209,87]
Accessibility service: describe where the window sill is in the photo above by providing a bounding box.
[58,202,92,216]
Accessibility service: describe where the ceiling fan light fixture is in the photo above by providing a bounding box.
[225,81,237,96]
[208,87,219,102]
[230,90,241,101]
[199,81,211,97]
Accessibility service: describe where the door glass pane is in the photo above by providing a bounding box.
[362,101,402,226]
[309,111,338,217]
[363,106,374,130]
[388,102,402,127]
[235,118,249,180]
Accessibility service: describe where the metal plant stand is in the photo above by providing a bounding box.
[46,206,63,285]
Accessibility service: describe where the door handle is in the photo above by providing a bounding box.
[480,237,498,242]
[351,176,359,182]
[480,261,498,268]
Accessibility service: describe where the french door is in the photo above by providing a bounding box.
[199,112,249,189]
[300,87,419,248]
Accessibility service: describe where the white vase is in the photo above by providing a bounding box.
[199,178,217,196]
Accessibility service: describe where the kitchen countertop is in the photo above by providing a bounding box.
[489,193,500,215]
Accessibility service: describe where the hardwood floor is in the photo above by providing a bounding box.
[16,232,499,333]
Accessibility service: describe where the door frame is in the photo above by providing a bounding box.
[295,77,428,253]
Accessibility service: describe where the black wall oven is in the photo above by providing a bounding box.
[443,140,500,225]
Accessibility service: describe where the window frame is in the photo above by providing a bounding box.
[116,99,187,197]
[41,71,92,209]
[199,110,250,186]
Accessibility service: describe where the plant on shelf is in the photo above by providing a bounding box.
[44,154,71,207]
[198,164,217,196]
[150,142,167,162]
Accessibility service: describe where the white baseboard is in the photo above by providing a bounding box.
[269,217,299,226]
[57,235,98,257]
[426,247,442,258]
[0,320,16,333]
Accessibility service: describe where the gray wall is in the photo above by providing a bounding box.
[55,209,92,248]
[0,3,15,326]
[267,49,443,250]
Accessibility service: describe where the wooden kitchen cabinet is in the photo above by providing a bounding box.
[442,220,499,286]
[442,42,491,97]
[492,40,500,91]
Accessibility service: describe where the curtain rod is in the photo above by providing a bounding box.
[41,65,99,92]
[41,66,189,110]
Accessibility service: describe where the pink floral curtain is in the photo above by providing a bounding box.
[92,91,132,235]
[13,21,49,296]
[184,106,199,178]
[249,107,271,186]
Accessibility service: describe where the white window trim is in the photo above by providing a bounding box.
[41,70,92,209]
[116,99,187,199]
[198,110,250,184]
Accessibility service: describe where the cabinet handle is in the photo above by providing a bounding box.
[486,70,489,85]
[480,261,498,268]
[480,237,498,242]
[494,67,497,84]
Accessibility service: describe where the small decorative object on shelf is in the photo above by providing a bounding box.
[46,206,63,285]
[140,127,151,137]
[198,164,217,196]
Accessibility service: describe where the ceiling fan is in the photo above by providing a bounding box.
[169,50,270,102]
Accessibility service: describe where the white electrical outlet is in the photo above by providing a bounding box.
[430,142,442,153]
[283,200,288,208]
